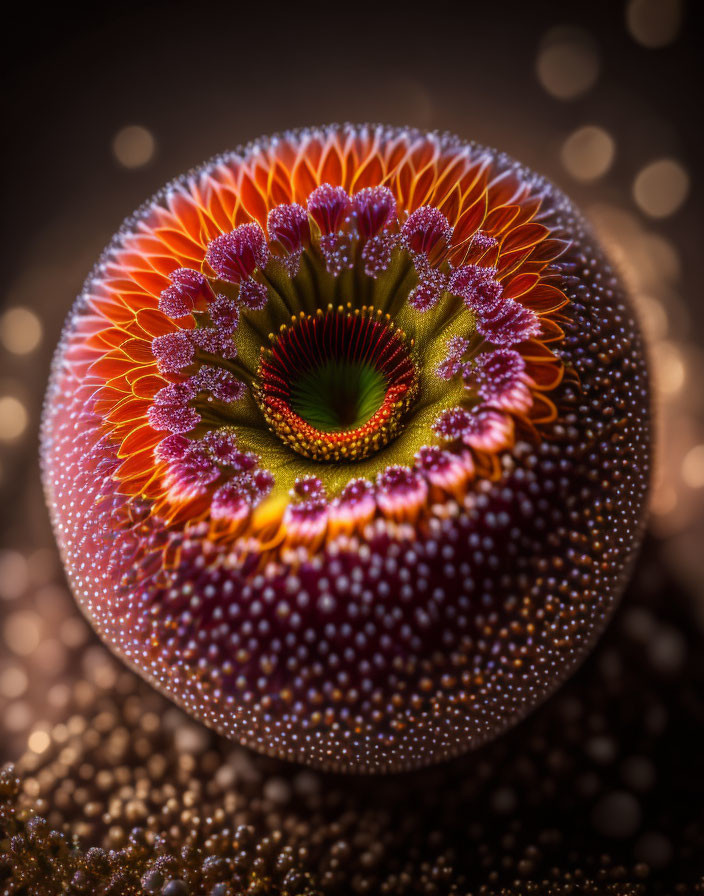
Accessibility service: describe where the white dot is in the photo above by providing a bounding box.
[633,158,689,218]
[561,125,615,181]
[627,0,683,48]
[0,395,28,441]
[112,125,156,169]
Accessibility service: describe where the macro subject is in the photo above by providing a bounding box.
[41,124,651,772]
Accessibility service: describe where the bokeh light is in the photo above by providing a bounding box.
[2,2,703,891]
[561,125,615,181]
[0,550,29,600]
[0,395,28,441]
[112,124,156,169]
[27,729,51,754]
[1,307,42,355]
[682,444,704,489]
[0,665,28,699]
[633,158,690,218]
[654,340,686,395]
[536,27,600,99]
[626,0,683,48]
[3,610,42,656]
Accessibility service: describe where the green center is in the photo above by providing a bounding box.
[289,360,387,432]
[229,243,474,496]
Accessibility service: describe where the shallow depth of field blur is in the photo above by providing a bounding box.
[1,0,703,888]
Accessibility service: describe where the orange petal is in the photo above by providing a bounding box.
[501,223,550,254]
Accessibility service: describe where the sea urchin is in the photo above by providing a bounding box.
[41,124,651,772]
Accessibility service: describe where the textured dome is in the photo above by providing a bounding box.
[41,124,651,772]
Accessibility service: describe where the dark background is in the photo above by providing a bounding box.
[1,1,703,891]
[1,0,703,552]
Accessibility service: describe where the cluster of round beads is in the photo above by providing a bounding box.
[41,126,650,772]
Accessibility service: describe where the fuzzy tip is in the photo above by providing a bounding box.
[401,206,452,258]
[352,186,397,240]
[267,203,310,254]
[307,184,351,235]
[206,223,269,283]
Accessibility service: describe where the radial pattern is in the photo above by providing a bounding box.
[41,125,651,771]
